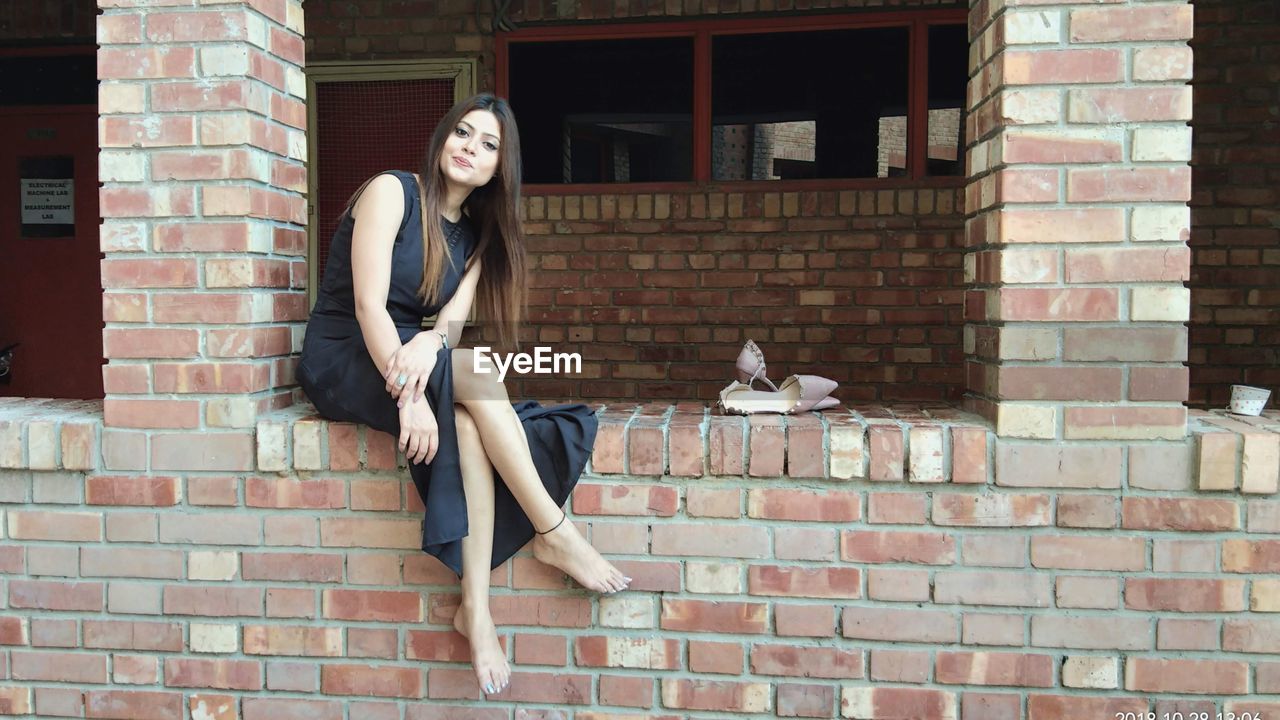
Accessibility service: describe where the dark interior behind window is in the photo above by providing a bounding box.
[711,27,910,180]
[510,38,695,184]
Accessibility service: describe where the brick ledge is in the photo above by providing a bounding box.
[0,399,1277,495]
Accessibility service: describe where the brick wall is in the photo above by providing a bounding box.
[3,400,1280,717]
[511,188,965,404]
[305,0,968,404]
[1188,0,1280,409]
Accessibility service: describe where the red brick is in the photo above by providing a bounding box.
[661,679,770,713]
[996,444,1123,488]
[867,492,927,524]
[932,493,1051,526]
[689,640,743,674]
[322,589,422,622]
[1065,247,1189,283]
[1002,49,1123,85]
[748,565,861,599]
[962,614,1025,647]
[10,580,103,612]
[1030,616,1151,651]
[747,488,860,522]
[687,488,743,518]
[81,546,183,579]
[950,426,989,484]
[843,607,957,644]
[1056,495,1116,528]
[8,509,103,542]
[1223,539,1280,573]
[320,664,424,699]
[841,530,955,565]
[241,553,342,583]
[935,571,1051,607]
[0,687,31,715]
[660,599,767,634]
[841,687,956,720]
[868,423,904,481]
[651,523,769,558]
[777,683,836,719]
[751,643,862,679]
[1158,618,1218,652]
[165,657,261,690]
[243,625,341,657]
[1067,167,1191,203]
[1125,578,1245,612]
[574,636,680,670]
[242,697,341,720]
[163,586,262,617]
[628,422,664,475]
[961,692,1020,720]
[83,620,182,652]
[1223,619,1280,654]
[936,651,1054,688]
[869,648,930,683]
[86,476,180,506]
[597,675,655,709]
[1124,658,1247,695]
[405,630,471,662]
[12,649,108,683]
[746,415,785,477]
[996,287,1118,322]
[786,415,825,478]
[85,690,184,720]
[494,671,592,705]
[572,483,678,516]
[1121,496,1241,533]
[246,477,344,509]
[1002,130,1122,164]
[1070,5,1193,42]
[867,568,931,602]
[1030,536,1145,571]
[1027,695,1147,719]
[709,416,745,475]
[776,604,835,638]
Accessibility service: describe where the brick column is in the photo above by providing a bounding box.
[964,0,1194,440]
[98,0,307,470]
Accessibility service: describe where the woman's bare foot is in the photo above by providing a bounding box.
[531,514,631,594]
[453,600,510,696]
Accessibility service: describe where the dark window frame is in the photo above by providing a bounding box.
[496,9,969,194]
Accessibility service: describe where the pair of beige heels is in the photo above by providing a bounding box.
[717,340,840,415]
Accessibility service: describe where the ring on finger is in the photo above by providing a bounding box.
[396,374,408,387]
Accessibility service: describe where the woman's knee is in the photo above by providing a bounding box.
[454,403,478,440]
[451,348,508,402]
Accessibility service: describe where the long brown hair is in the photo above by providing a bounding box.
[343,93,527,348]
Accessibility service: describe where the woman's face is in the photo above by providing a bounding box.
[439,109,502,189]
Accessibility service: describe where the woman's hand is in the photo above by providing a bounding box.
[383,332,444,407]
[398,395,439,465]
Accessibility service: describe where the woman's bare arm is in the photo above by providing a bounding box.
[429,256,482,347]
[349,173,407,377]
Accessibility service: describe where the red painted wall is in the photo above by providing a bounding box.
[0,105,103,399]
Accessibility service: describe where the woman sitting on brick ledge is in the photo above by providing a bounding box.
[296,93,630,698]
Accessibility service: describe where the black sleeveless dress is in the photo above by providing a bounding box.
[297,170,598,577]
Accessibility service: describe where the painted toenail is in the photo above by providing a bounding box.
[485,684,494,693]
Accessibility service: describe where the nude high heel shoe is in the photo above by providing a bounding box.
[718,374,840,415]
[724,340,840,414]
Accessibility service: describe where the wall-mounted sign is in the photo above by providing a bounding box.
[18,156,74,238]
[21,179,73,224]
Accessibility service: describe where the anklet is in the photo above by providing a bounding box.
[536,512,566,535]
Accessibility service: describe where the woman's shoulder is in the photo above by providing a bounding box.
[351,171,415,220]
